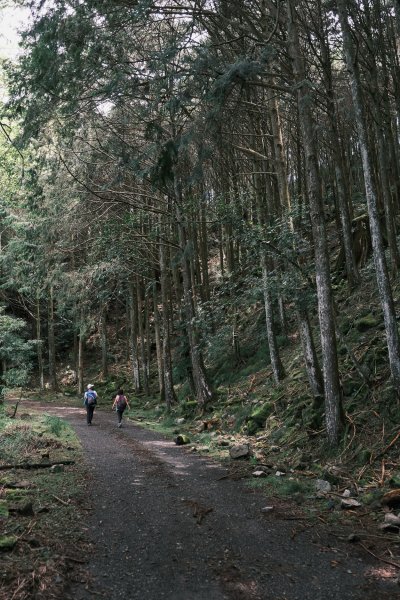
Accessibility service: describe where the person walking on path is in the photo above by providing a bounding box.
[84,383,98,425]
[112,389,130,428]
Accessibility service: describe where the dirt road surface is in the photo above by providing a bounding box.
[43,405,398,599]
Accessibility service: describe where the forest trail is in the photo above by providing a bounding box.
[37,405,397,600]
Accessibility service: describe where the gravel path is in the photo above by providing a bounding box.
[47,405,397,599]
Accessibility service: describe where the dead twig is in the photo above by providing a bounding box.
[65,555,87,564]
[377,430,400,458]
[51,494,70,506]
[359,541,400,570]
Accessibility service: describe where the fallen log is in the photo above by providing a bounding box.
[0,460,75,471]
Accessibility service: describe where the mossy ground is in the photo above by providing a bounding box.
[0,404,88,600]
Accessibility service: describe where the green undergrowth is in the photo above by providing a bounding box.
[118,273,400,503]
[0,407,88,600]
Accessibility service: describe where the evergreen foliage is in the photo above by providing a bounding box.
[0,0,399,447]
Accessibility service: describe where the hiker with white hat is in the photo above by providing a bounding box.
[83,383,98,425]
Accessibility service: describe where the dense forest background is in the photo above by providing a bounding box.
[1,0,400,453]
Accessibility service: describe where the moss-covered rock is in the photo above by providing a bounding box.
[0,535,16,550]
[354,314,380,332]
[246,402,273,435]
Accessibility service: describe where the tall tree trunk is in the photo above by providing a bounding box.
[153,282,164,397]
[316,0,360,287]
[145,290,151,379]
[36,292,44,390]
[77,327,84,395]
[296,301,324,398]
[337,0,400,390]
[137,279,149,396]
[174,175,213,407]
[200,192,210,302]
[261,254,285,383]
[288,0,342,446]
[160,233,177,408]
[100,306,108,379]
[129,282,141,393]
[48,285,58,391]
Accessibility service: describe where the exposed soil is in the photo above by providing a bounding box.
[17,402,400,599]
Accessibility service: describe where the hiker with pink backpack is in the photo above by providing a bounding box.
[112,389,130,428]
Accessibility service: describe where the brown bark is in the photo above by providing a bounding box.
[288,0,342,446]
[47,285,58,391]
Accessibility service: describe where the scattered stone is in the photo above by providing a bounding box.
[379,522,400,533]
[50,464,64,473]
[229,444,251,459]
[315,479,332,494]
[252,470,267,478]
[341,498,361,509]
[6,480,33,489]
[292,461,308,471]
[261,506,274,513]
[384,513,400,526]
[175,434,190,446]
[381,489,400,509]
[342,489,351,498]
[216,438,230,447]
[11,502,34,516]
[196,446,210,453]
[275,471,286,477]
[176,418,185,425]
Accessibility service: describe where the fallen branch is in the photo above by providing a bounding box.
[11,388,24,419]
[359,541,400,570]
[0,460,75,471]
[65,555,87,564]
[377,430,400,458]
[51,494,70,506]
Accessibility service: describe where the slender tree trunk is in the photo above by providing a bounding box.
[261,254,285,383]
[36,293,44,390]
[337,0,400,390]
[100,306,108,379]
[296,302,324,398]
[288,0,342,446]
[316,2,360,287]
[77,327,84,395]
[129,282,141,393]
[200,193,210,302]
[174,174,213,407]
[153,282,164,397]
[48,285,58,391]
[219,224,224,277]
[160,233,177,408]
[137,279,149,396]
[145,290,151,379]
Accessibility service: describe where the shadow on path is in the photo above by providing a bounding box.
[26,403,398,600]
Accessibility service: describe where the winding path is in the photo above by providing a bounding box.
[41,404,397,599]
